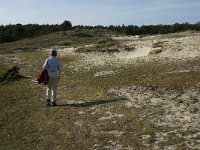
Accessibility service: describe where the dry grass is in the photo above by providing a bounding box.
[0,30,200,149]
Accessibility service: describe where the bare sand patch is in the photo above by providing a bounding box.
[109,86,200,148]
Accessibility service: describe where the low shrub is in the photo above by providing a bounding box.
[0,66,22,82]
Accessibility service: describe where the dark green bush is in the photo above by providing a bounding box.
[0,66,22,82]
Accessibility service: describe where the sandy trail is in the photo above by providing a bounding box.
[114,46,151,59]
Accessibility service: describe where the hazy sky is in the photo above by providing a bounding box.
[0,0,200,26]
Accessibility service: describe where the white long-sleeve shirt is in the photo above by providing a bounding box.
[43,56,61,75]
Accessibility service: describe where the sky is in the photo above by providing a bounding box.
[0,0,200,26]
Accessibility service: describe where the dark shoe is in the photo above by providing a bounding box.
[46,99,50,106]
[52,101,57,106]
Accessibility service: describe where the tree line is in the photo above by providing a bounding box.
[1,21,200,43]
[0,20,72,43]
[74,22,200,35]
[108,22,200,35]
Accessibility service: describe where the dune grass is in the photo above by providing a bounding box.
[1,30,200,149]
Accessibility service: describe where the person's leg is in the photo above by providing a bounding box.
[51,72,59,105]
[46,72,52,106]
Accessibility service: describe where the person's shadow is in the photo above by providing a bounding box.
[56,97,127,107]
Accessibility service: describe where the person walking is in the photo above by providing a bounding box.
[43,48,61,106]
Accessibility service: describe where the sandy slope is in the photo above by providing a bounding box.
[43,31,200,149]
[57,31,200,70]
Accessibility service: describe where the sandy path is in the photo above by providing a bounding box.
[114,46,151,59]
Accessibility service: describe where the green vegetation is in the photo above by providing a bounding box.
[0,20,72,43]
[0,66,22,83]
[0,29,114,54]
[1,21,200,44]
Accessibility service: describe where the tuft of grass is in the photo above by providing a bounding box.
[58,40,72,46]
[71,32,93,38]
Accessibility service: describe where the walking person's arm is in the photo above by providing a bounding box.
[43,58,49,70]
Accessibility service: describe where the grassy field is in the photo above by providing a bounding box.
[0,30,200,150]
